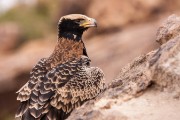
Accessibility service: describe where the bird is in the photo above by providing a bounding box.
[15,14,105,120]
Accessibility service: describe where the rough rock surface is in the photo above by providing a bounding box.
[156,14,180,44]
[67,15,180,120]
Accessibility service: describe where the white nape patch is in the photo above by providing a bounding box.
[73,34,77,39]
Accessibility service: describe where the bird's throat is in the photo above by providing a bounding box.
[48,37,86,68]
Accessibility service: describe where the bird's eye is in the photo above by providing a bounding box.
[75,19,84,23]
[76,20,81,22]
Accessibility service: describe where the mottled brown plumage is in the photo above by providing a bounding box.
[15,14,105,120]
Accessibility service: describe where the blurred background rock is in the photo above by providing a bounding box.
[0,0,179,119]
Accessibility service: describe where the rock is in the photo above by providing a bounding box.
[67,15,180,120]
[148,36,180,92]
[156,14,180,44]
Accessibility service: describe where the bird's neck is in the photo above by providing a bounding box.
[48,37,87,68]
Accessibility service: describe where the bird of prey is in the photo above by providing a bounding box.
[15,14,105,120]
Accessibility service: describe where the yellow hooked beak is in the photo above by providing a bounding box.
[80,18,97,28]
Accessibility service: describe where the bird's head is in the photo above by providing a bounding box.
[58,14,97,40]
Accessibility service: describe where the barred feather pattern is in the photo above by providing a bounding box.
[16,56,105,120]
